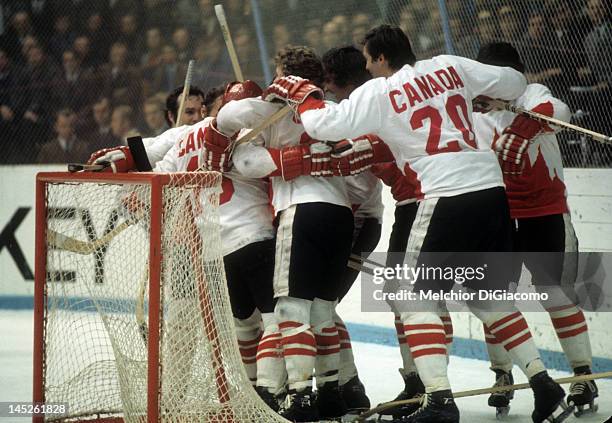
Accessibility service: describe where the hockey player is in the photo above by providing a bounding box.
[473,42,598,418]
[263,25,565,423]
[153,80,287,410]
[164,85,206,127]
[213,46,354,422]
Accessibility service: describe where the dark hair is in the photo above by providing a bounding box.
[362,24,416,69]
[476,42,525,73]
[204,84,226,110]
[322,46,371,88]
[274,45,324,88]
[165,85,205,125]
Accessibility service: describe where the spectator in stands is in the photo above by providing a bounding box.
[175,0,217,38]
[172,27,192,65]
[321,15,350,51]
[84,97,115,149]
[98,42,141,108]
[303,19,322,52]
[84,12,111,66]
[273,24,292,55]
[143,0,174,30]
[351,13,370,46]
[110,105,138,144]
[498,5,522,41]
[117,13,142,65]
[48,14,76,62]
[51,50,95,113]
[233,26,259,80]
[192,36,232,92]
[476,9,498,44]
[0,48,25,163]
[399,6,436,58]
[73,35,96,72]
[149,45,188,95]
[37,109,90,164]
[141,27,165,96]
[521,11,561,85]
[21,45,59,160]
[142,96,168,137]
[1,11,35,62]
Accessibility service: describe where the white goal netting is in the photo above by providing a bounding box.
[34,172,285,422]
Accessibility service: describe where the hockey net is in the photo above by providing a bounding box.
[33,172,285,422]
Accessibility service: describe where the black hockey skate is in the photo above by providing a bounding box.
[316,381,348,420]
[390,389,459,423]
[567,366,599,417]
[340,375,371,414]
[279,387,320,422]
[529,371,569,423]
[254,386,281,413]
[488,369,514,420]
[379,369,425,419]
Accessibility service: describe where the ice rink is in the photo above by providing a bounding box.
[1,309,610,422]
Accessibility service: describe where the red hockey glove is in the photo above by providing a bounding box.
[274,141,333,181]
[495,115,543,175]
[201,119,234,172]
[87,146,135,173]
[262,76,324,114]
[330,135,394,176]
[472,95,495,113]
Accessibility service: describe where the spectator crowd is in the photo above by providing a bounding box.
[0,0,609,166]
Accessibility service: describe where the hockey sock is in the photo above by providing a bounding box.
[394,313,417,373]
[333,307,358,385]
[275,296,316,391]
[401,311,450,393]
[483,323,514,372]
[476,309,545,379]
[439,310,454,360]
[256,312,287,394]
[547,305,592,369]
[235,310,263,386]
[311,298,341,387]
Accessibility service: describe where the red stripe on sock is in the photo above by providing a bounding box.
[256,351,282,360]
[488,312,522,331]
[551,311,586,329]
[314,334,340,347]
[491,318,528,342]
[283,347,316,357]
[557,325,588,339]
[322,326,337,334]
[282,332,315,348]
[546,304,576,313]
[406,332,446,348]
[316,347,341,355]
[411,347,447,358]
[258,339,281,351]
[239,345,258,357]
[504,332,532,350]
[237,334,262,346]
[260,333,282,342]
[279,321,305,330]
[340,342,352,349]
[404,324,445,331]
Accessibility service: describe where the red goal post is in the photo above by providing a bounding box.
[33,172,285,423]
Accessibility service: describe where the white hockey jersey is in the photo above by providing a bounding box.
[472,83,571,219]
[299,55,528,200]
[143,125,193,167]
[345,172,383,222]
[154,117,275,256]
[217,98,350,214]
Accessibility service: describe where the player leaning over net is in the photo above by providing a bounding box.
[472,41,598,419]
[262,25,567,423]
[153,80,287,409]
[213,46,355,422]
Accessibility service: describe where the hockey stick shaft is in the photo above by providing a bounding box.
[47,219,133,255]
[355,370,612,421]
[487,98,612,144]
[176,59,195,127]
[234,105,292,146]
[215,4,244,82]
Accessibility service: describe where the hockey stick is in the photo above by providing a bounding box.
[354,370,612,421]
[485,98,612,145]
[215,4,244,82]
[67,163,109,172]
[176,59,195,127]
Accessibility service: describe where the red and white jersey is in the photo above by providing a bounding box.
[370,161,417,206]
[217,98,350,214]
[472,83,571,219]
[345,172,383,222]
[154,117,275,256]
[143,125,192,166]
[299,55,527,200]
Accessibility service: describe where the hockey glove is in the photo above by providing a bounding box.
[201,119,234,172]
[87,146,136,173]
[262,76,324,115]
[495,115,542,175]
[330,135,394,176]
[275,141,333,181]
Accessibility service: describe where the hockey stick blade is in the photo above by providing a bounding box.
[354,371,612,421]
[67,163,109,172]
[127,136,153,171]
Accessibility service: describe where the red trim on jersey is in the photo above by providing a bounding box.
[531,102,555,132]
[403,163,423,200]
[266,148,283,177]
[297,96,326,114]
